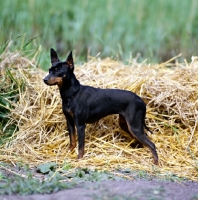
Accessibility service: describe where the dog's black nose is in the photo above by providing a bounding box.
[43,78,48,83]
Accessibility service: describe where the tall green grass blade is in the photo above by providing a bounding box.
[23,36,38,49]
[0,59,25,142]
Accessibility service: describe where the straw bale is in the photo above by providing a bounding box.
[0,51,198,180]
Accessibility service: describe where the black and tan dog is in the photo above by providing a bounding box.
[43,49,158,165]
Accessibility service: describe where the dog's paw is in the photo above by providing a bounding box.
[77,149,84,159]
[68,145,76,152]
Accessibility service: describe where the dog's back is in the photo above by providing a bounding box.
[66,85,146,124]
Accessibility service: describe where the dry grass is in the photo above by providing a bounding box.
[0,51,198,180]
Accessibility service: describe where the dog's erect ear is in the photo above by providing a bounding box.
[66,51,74,70]
[50,48,60,64]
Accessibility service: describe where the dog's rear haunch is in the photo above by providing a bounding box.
[43,49,158,165]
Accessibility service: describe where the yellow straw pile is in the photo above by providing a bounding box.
[1,51,198,180]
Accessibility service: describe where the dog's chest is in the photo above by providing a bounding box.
[63,98,74,118]
[65,108,74,118]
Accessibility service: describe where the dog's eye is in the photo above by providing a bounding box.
[54,68,59,73]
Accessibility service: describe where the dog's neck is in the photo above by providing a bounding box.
[59,73,80,100]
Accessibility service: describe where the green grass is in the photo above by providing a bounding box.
[0,67,25,144]
[0,162,123,195]
[0,168,74,195]
[0,161,190,195]
[0,0,198,66]
[0,37,33,143]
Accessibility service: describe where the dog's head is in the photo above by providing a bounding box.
[43,48,74,88]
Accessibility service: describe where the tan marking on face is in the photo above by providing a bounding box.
[47,77,63,88]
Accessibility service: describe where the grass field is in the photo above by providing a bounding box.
[1,0,198,66]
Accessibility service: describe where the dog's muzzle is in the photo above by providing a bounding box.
[43,78,48,84]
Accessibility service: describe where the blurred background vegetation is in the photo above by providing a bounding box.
[0,0,198,68]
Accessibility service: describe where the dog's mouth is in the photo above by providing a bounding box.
[43,77,62,87]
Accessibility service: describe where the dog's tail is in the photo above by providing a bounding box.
[144,122,153,134]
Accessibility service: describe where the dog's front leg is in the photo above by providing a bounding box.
[66,115,76,152]
[76,124,86,159]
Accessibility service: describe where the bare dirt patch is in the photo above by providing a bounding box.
[1,179,198,200]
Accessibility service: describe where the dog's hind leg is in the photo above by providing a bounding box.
[119,114,143,148]
[119,114,130,134]
[123,114,158,165]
